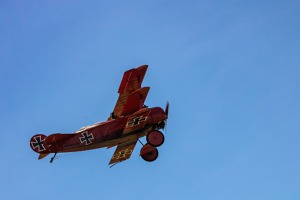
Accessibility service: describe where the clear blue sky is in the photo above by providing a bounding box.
[1,1,299,199]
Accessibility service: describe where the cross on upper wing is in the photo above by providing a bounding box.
[109,65,149,119]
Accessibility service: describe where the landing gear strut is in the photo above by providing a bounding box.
[50,152,57,163]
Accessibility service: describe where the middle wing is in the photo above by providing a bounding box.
[121,87,149,116]
[109,65,149,119]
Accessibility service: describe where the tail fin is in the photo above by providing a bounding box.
[30,134,48,153]
[30,133,76,157]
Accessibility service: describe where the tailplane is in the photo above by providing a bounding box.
[38,153,50,160]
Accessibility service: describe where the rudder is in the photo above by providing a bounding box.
[30,134,48,153]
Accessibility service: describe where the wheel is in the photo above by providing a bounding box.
[140,143,159,162]
[146,130,164,147]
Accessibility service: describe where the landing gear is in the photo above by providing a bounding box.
[140,130,165,162]
[146,130,164,147]
[50,152,57,163]
[140,143,159,162]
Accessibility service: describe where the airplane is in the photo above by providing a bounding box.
[29,65,169,166]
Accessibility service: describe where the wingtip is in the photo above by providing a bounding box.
[136,65,148,70]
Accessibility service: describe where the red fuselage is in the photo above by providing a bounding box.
[44,107,167,154]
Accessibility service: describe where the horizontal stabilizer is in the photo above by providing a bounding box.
[38,153,50,160]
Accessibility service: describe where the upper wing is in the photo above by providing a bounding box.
[109,139,138,165]
[109,65,148,119]
[118,65,148,94]
[121,87,149,116]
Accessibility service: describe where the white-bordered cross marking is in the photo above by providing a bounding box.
[79,131,94,145]
[113,149,133,160]
[127,116,147,127]
[31,135,46,152]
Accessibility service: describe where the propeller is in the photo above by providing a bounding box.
[163,101,169,130]
[165,101,169,117]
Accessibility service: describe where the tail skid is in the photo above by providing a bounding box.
[50,152,57,163]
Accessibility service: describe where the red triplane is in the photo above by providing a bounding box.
[30,65,169,166]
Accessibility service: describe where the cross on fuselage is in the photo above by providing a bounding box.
[32,136,45,151]
[127,116,147,127]
[80,132,94,145]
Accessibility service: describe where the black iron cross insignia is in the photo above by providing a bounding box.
[31,136,46,152]
[79,131,94,145]
[113,149,133,160]
[127,116,147,127]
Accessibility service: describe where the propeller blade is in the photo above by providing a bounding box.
[165,101,169,117]
[163,101,169,131]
